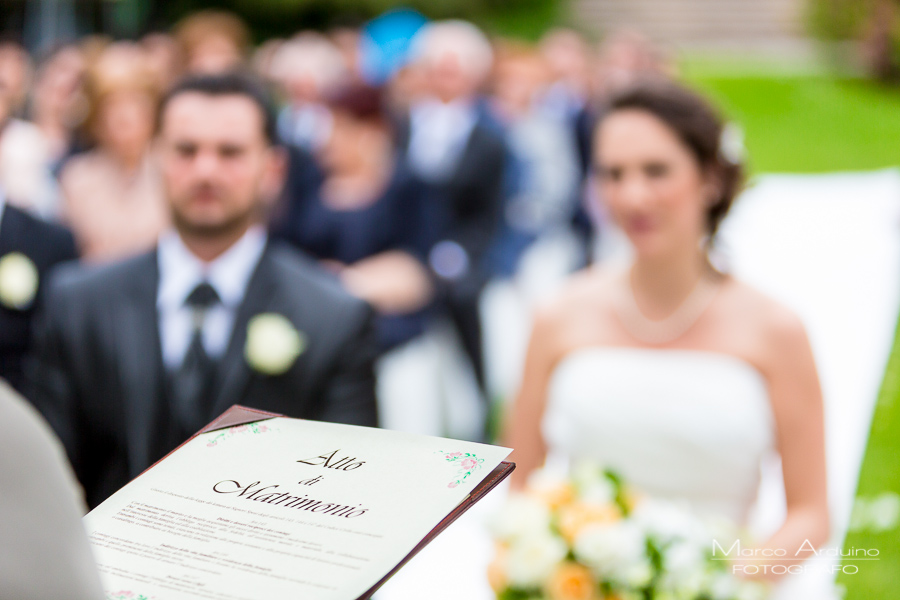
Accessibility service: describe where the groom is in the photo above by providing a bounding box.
[27,73,378,508]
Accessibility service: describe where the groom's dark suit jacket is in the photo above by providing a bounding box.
[0,204,78,391]
[27,241,378,508]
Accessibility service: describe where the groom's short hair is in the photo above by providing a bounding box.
[157,71,278,144]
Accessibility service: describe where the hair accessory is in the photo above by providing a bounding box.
[718,122,744,166]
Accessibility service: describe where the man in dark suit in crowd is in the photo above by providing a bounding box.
[28,73,378,508]
[0,191,78,390]
[400,21,506,391]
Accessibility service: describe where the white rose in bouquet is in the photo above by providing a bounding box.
[706,571,741,600]
[573,521,648,583]
[488,494,551,543]
[572,461,616,503]
[580,480,617,507]
[506,531,568,588]
[707,571,768,600]
[570,461,617,506]
[665,540,707,574]
[633,498,709,547]
[621,559,654,589]
[657,540,707,597]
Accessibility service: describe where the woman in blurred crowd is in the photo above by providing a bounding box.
[59,43,167,261]
[506,81,829,572]
[594,30,674,104]
[141,33,181,92]
[0,40,60,218]
[272,82,433,351]
[173,9,249,75]
[30,45,86,171]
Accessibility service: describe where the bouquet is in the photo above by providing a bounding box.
[488,463,769,600]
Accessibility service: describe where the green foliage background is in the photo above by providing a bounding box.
[806,0,873,41]
[805,0,900,80]
[149,0,565,40]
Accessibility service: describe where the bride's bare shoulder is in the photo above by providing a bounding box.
[719,276,810,347]
[718,278,821,417]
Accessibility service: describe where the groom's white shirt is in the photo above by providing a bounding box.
[156,225,267,370]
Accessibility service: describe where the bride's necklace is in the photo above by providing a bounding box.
[615,268,720,345]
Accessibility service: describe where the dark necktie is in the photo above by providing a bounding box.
[170,281,221,436]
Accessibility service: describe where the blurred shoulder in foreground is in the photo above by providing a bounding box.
[0,379,103,600]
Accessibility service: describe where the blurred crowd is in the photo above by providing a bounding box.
[0,9,675,438]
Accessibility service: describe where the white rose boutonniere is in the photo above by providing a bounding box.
[0,252,39,310]
[244,313,306,375]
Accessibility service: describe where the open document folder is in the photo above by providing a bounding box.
[83,405,514,600]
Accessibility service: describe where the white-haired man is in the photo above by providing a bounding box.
[400,20,506,393]
[270,32,348,152]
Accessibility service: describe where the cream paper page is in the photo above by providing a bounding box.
[83,417,511,600]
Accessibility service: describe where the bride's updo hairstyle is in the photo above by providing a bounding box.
[603,80,745,240]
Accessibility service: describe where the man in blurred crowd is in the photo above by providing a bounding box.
[28,73,379,508]
[539,28,595,183]
[400,20,506,390]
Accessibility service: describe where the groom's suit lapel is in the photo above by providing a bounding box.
[113,251,165,478]
[210,244,278,417]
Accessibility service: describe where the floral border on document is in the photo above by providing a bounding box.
[206,421,273,447]
[438,451,485,488]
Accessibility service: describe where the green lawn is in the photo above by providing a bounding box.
[681,66,900,597]
[684,70,900,174]
[836,317,900,598]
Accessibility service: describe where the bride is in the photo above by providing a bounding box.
[505,80,829,574]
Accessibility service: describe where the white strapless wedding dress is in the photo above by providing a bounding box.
[543,347,776,526]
